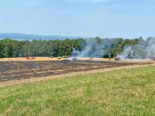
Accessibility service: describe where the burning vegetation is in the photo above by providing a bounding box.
[73,37,155,61]
[116,38,155,60]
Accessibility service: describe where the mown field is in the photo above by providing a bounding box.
[0,66,155,116]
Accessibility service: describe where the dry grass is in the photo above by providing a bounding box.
[0,57,153,64]
[0,57,115,62]
[0,57,65,61]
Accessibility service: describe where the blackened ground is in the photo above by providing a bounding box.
[0,60,151,82]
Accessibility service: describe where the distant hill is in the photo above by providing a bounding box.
[0,33,80,41]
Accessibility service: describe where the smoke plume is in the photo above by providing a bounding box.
[117,37,155,60]
[72,38,114,58]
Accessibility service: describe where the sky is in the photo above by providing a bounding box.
[0,0,155,39]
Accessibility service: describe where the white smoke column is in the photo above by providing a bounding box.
[73,38,114,58]
[117,37,155,60]
[145,38,155,58]
[116,46,133,60]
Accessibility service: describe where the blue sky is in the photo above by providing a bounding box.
[0,0,155,38]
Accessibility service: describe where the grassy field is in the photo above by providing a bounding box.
[0,66,155,116]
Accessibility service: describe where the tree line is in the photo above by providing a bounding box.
[0,37,148,58]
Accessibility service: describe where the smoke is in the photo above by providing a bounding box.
[72,37,155,59]
[72,38,114,58]
[117,37,155,60]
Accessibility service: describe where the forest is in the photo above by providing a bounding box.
[0,37,152,58]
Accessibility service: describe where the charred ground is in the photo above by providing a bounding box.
[0,60,151,83]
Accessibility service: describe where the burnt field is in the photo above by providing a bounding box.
[0,60,151,82]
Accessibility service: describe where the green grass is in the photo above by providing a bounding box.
[0,66,155,116]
